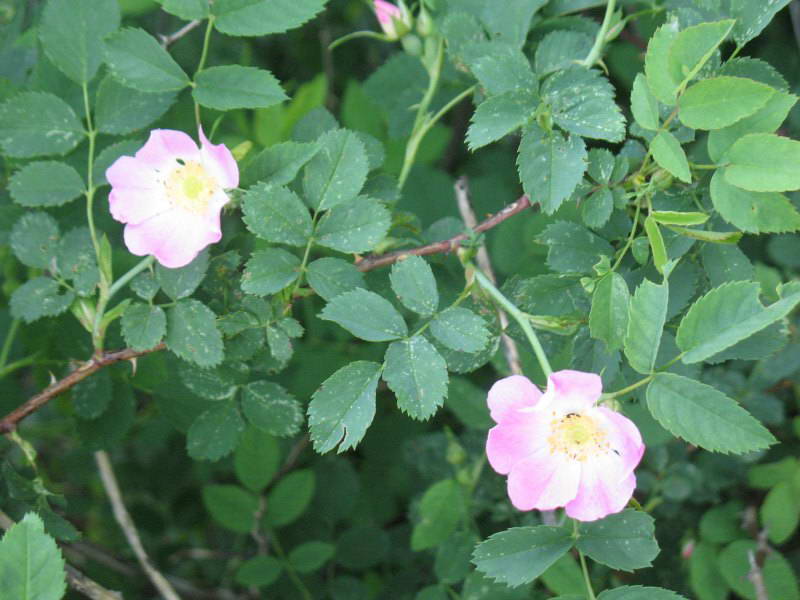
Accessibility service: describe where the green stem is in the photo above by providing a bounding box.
[107,256,155,304]
[578,549,597,600]
[193,17,215,127]
[0,355,38,380]
[284,212,320,315]
[611,197,642,271]
[0,317,20,371]
[472,269,553,377]
[604,374,654,399]
[81,82,100,260]
[581,0,617,67]
[269,530,312,600]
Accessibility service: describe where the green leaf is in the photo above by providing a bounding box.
[690,542,730,600]
[234,428,280,492]
[9,161,84,207]
[187,403,244,461]
[315,196,391,253]
[666,226,741,244]
[624,279,668,374]
[541,553,584,597]
[646,373,776,454]
[178,362,240,400]
[644,216,668,274]
[383,336,448,420]
[39,0,120,84]
[241,380,303,437]
[11,212,60,269]
[537,221,613,273]
[597,587,688,600]
[760,480,800,544]
[725,133,800,192]
[534,30,594,75]
[472,526,573,587]
[235,556,283,588]
[411,479,466,551]
[72,368,112,419]
[650,131,691,183]
[166,299,224,367]
[302,129,368,210]
[542,66,626,142]
[577,510,660,572]
[667,20,735,91]
[430,307,491,353]
[0,513,65,600]
[241,248,301,296]
[650,211,709,226]
[0,92,84,158]
[57,228,99,296]
[679,77,774,130]
[105,28,190,92]
[121,303,166,351]
[589,272,630,352]
[194,65,287,110]
[213,0,328,37]
[306,257,365,301]
[435,531,479,585]
[676,281,800,363]
[265,469,315,527]
[95,75,176,135]
[308,361,382,453]
[631,73,659,130]
[389,256,439,316]
[202,484,259,533]
[729,0,793,46]
[518,125,587,214]
[242,183,312,247]
[710,171,800,233]
[290,541,335,573]
[9,278,75,323]
[463,40,536,95]
[320,288,407,342]
[582,188,613,229]
[159,0,210,20]
[466,90,536,150]
[241,141,318,187]
[719,541,799,600]
[645,20,680,105]
[157,249,208,300]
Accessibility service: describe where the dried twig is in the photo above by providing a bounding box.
[95,451,182,600]
[160,19,202,47]
[356,194,534,272]
[454,177,523,375]
[0,344,165,434]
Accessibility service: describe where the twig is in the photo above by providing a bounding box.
[356,195,534,272]
[0,344,165,434]
[454,177,522,375]
[160,19,202,47]
[95,451,182,600]
[747,548,769,600]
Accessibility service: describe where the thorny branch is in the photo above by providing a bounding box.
[160,19,202,47]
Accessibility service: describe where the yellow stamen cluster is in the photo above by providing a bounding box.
[547,412,610,461]
[164,160,218,215]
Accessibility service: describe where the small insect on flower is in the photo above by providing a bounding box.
[486,370,645,522]
[106,128,239,269]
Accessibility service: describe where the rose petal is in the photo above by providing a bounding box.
[199,126,239,189]
[595,407,645,476]
[507,449,581,511]
[565,457,636,522]
[486,411,550,475]
[542,370,602,413]
[124,208,221,268]
[107,157,166,225]
[487,375,542,424]
[135,129,200,171]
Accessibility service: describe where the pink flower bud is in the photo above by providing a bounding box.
[373,0,411,40]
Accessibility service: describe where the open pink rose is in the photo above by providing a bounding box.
[373,0,410,40]
[106,128,239,269]
[486,370,645,522]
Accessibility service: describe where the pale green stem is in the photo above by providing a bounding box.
[472,269,553,377]
[0,355,38,380]
[0,318,20,371]
[81,82,100,260]
[604,374,654,399]
[107,256,155,304]
[578,549,598,600]
[193,17,215,128]
[269,530,312,600]
[611,198,642,272]
[581,0,617,67]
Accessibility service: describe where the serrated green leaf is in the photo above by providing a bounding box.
[624,279,668,374]
[234,427,280,492]
[466,90,536,150]
[435,531,479,585]
[383,336,448,420]
[178,361,242,400]
[241,380,303,437]
[166,299,224,367]
[389,255,439,316]
[242,183,312,247]
[729,0,793,46]
[202,484,259,533]
[306,257,365,301]
[235,555,283,588]
[631,73,659,130]
[241,248,301,296]
[156,249,208,300]
[650,131,691,183]
[725,133,800,192]
[39,0,120,84]
[463,40,537,95]
[518,125,587,214]
[303,129,368,210]
[213,0,327,36]
[537,221,613,273]
[411,479,466,551]
[9,161,84,207]
[667,20,734,92]
[589,272,629,352]
[95,75,176,135]
[308,361,382,453]
[645,20,680,105]
[597,586,687,600]
[10,212,59,269]
[265,469,315,527]
[9,278,74,323]
[121,303,166,351]
[241,141,318,187]
[646,373,776,454]
[320,288,407,341]
[0,92,84,158]
[472,526,573,587]
[130,271,159,301]
[430,307,490,353]
[187,403,244,461]
[760,480,800,544]
[72,368,112,419]
[315,196,391,253]
[582,188,613,229]
[57,227,99,296]
[105,28,190,92]
[159,0,210,20]
[534,30,594,75]
[676,281,800,363]
[0,513,66,600]
[679,77,774,130]
[577,510,660,572]
[194,65,287,110]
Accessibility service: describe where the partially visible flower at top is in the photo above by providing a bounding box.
[486,370,645,522]
[373,0,412,40]
[106,128,238,269]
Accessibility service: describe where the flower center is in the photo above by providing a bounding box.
[164,160,218,215]
[547,412,609,461]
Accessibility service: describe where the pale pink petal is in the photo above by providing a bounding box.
[545,370,602,413]
[595,407,645,476]
[565,458,636,522]
[487,375,542,424]
[507,449,581,511]
[486,412,550,475]
[106,156,165,225]
[124,209,221,269]
[135,129,200,171]
[374,0,401,25]
[199,127,239,189]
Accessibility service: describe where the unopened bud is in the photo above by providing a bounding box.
[373,0,412,41]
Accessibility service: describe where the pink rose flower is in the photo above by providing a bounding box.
[106,128,239,269]
[373,0,410,40]
[486,370,645,522]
